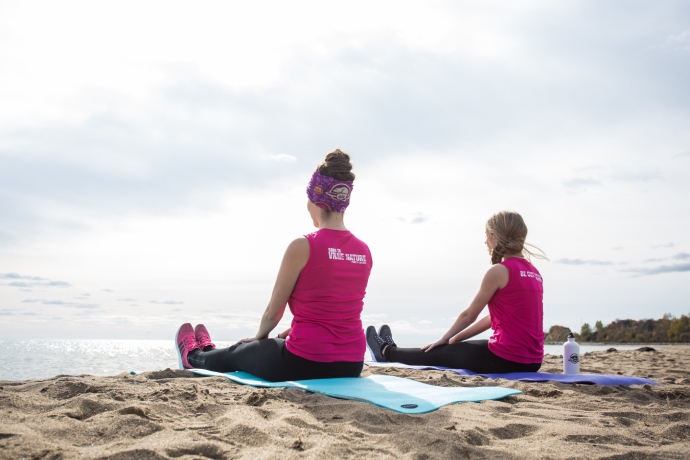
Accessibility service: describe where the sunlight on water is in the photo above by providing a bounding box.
[543,344,640,356]
[0,339,234,381]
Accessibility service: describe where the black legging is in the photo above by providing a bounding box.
[384,340,541,374]
[187,338,363,382]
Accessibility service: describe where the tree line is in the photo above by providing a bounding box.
[545,313,690,343]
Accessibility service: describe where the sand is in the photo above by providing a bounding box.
[1,346,689,460]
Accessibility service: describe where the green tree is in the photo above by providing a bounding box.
[668,315,690,342]
[545,325,572,343]
[580,323,593,342]
[552,313,690,344]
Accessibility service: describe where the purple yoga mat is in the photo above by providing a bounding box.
[366,363,657,386]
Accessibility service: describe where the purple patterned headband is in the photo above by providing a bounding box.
[306,170,353,212]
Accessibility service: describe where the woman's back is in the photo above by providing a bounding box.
[287,228,372,362]
[488,257,544,364]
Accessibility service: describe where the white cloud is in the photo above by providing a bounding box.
[0,273,71,288]
[663,30,690,54]
[262,153,298,163]
[22,299,99,309]
[563,178,603,191]
[555,259,615,266]
[625,263,690,276]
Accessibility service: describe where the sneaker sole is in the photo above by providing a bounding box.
[174,325,186,370]
[365,342,381,363]
[365,327,385,363]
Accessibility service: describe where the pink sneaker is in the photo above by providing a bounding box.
[194,324,216,350]
[175,323,198,369]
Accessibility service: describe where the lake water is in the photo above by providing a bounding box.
[0,339,646,381]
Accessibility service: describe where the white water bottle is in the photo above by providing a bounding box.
[563,332,580,374]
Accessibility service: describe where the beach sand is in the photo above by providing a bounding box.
[1,346,689,459]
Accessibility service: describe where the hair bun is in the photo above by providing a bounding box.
[318,149,355,181]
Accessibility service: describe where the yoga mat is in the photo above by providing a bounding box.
[366,362,658,386]
[190,368,521,414]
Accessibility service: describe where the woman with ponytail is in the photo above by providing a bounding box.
[176,149,373,381]
[367,211,547,373]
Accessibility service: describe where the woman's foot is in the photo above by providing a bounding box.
[175,323,199,369]
[366,326,388,362]
[378,324,397,347]
[194,324,216,351]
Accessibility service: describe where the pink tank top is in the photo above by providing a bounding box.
[286,228,372,362]
[487,257,544,364]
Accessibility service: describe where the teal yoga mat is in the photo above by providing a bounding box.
[190,369,521,414]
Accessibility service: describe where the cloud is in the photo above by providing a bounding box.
[361,313,389,322]
[563,178,602,191]
[0,273,45,281]
[397,213,429,224]
[652,243,676,248]
[0,92,305,245]
[610,170,660,183]
[261,153,297,163]
[644,252,689,263]
[673,150,690,158]
[555,258,615,266]
[644,258,665,263]
[0,308,41,317]
[0,273,71,288]
[662,30,690,54]
[150,300,185,305]
[2,0,689,248]
[563,167,658,193]
[49,281,71,287]
[9,280,70,288]
[22,299,99,309]
[625,263,690,276]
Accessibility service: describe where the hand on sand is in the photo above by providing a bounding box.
[422,338,448,352]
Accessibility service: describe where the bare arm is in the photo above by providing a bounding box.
[422,264,508,352]
[276,327,292,339]
[237,238,309,343]
[448,314,492,343]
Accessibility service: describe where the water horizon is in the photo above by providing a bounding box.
[0,339,666,382]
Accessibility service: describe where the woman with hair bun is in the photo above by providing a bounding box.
[175,149,373,381]
[367,211,547,373]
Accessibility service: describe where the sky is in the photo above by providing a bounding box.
[1,0,689,345]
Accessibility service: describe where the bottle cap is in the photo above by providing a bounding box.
[567,332,574,338]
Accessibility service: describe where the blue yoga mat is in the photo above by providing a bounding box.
[366,363,657,386]
[190,368,521,414]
